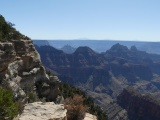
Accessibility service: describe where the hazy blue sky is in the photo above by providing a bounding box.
[0,0,160,41]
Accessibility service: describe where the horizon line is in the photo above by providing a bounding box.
[32,39,160,42]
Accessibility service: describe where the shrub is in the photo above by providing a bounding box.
[0,88,18,119]
[59,82,108,120]
[64,95,86,120]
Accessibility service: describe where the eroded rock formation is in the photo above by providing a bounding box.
[0,39,49,101]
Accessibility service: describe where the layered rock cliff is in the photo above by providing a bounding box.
[0,39,68,119]
[0,39,49,101]
[117,87,160,120]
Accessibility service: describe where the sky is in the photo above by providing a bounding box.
[0,0,160,41]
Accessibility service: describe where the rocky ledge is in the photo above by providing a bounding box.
[17,102,97,120]
[84,113,97,120]
[18,102,67,120]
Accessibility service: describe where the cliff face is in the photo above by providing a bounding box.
[0,39,49,100]
[117,88,160,120]
[0,40,68,119]
[0,15,100,120]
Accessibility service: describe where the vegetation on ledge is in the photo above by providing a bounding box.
[59,82,108,120]
[0,15,30,41]
[0,88,18,120]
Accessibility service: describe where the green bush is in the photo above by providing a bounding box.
[0,88,18,120]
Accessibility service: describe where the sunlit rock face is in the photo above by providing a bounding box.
[83,113,97,120]
[0,39,49,100]
[18,102,67,120]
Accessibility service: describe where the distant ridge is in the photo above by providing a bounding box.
[33,40,160,54]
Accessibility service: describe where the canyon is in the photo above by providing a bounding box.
[35,43,160,120]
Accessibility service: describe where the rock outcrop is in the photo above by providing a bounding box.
[117,87,160,120]
[18,102,67,120]
[84,113,97,120]
[0,39,49,101]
